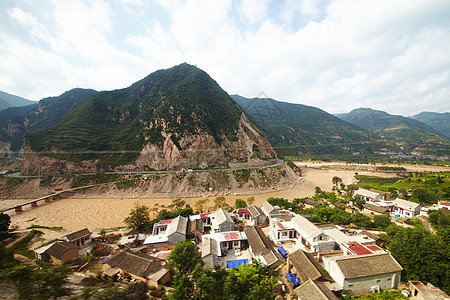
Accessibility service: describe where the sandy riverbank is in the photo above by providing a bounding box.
[8,166,397,231]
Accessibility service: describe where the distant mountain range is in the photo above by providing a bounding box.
[1,65,448,172]
[0,91,35,110]
[231,95,389,156]
[410,112,450,138]
[336,108,449,155]
[0,88,97,151]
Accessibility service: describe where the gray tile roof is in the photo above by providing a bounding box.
[248,204,263,217]
[201,238,218,258]
[295,278,339,300]
[45,241,78,259]
[167,215,187,237]
[335,253,402,279]
[63,228,91,242]
[288,249,322,283]
[214,207,233,225]
[106,250,163,278]
[244,226,273,255]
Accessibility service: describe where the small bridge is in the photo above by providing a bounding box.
[1,192,67,214]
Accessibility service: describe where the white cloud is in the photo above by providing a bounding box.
[0,0,449,116]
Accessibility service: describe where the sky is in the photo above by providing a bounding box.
[1,0,449,116]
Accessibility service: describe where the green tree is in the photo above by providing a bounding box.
[0,243,15,269]
[373,214,392,229]
[247,196,255,205]
[167,239,202,274]
[168,274,193,300]
[352,195,365,210]
[351,212,373,228]
[332,176,343,189]
[384,225,449,294]
[213,196,229,210]
[191,264,227,300]
[1,265,71,300]
[0,213,11,233]
[235,199,247,209]
[124,204,152,232]
[410,188,438,205]
[224,261,276,300]
[346,183,359,196]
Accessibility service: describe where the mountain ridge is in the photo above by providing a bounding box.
[22,64,275,175]
[336,107,449,155]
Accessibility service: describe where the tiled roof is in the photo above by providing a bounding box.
[393,198,421,210]
[335,253,402,279]
[288,249,322,283]
[248,205,263,217]
[106,250,162,278]
[295,278,339,300]
[244,226,272,255]
[46,241,78,259]
[63,228,91,242]
[167,216,187,237]
[214,207,233,225]
[291,215,324,241]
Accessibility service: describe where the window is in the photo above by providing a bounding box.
[376,280,381,283]
[348,284,353,287]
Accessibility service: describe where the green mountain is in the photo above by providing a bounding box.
[0,88,97,151]
[336,108,450,155]
[23,64,275,174]
[410,112,450,138]
[231,95,389,156]
[0,91,35,110]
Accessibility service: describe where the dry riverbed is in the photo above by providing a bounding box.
[7,163,449,231]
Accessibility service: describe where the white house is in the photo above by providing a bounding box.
[392,198,421,217]
[354,188,384,203]
[260,201,281,218]
[323,253,403,294]
[144,216,187,246]
[268,221,297,243]
[291,216,335,253]
[202,231,247,256]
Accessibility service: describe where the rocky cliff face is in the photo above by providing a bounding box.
[135,113,275,170]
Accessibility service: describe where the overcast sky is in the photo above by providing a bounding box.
[1,0,449,116]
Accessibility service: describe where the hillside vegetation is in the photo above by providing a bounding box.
[232,95,389,156]
[411,111,450,138]
[337,108,450,155]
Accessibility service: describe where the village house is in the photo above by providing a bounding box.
[354,188,384,203]
[201,237,219,267]
[287,249,332,284]
[143,215,187,247]
[187,218,204,243]
[323,253,403,294]
[260,201,281,219]
[202,231,248,256]
[392,198,421,217]
[363,203,390,215]
[34,241,79,264]
[294,278,339,300]
[247,204,267,225]
[234,208,251,221]
[408,281,450,300]
[104,249,171,288]
[268,220,298,243]
[62,228,92,249]
[210,207,235,232]
[244,226,284,269]
[320,226,381,254]
[291,216,335,253]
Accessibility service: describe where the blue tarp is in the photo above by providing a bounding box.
[286,273,300,287]
[395,214,400,218]
[278,246,288,258]
[102,257,110,263]
[227,259,249,269]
